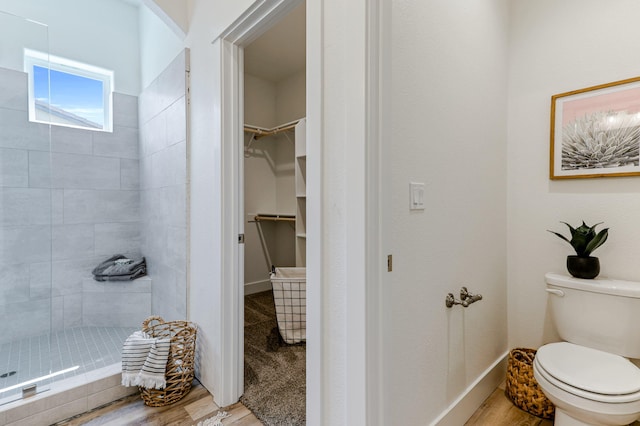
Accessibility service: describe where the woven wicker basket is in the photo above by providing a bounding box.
[505,348,555,419]
[139,316,197,407]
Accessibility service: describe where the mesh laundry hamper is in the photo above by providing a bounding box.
[270,267,306,344]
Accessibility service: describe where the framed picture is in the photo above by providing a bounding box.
[550,76,640,179]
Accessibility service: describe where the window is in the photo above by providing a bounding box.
[24,49,114,132]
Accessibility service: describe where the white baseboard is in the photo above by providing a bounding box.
[432,351,508,426]
[244,279,271,295]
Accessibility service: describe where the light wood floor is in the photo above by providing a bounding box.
[56,381,264,426]
[466,383,640,426]
[465,383,553,426]
[57,381,544,426]
[58,381,640,425]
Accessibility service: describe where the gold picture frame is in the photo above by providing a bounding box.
[550,76,640,179]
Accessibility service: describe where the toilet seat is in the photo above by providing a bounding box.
[535,342,640,403]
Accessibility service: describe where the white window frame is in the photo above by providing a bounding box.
[24,49,114,132]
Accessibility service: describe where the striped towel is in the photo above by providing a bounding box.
[121,331,171,389]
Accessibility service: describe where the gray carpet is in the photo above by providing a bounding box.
[240,291,306,426]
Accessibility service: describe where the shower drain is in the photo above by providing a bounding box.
[0,371,16,378]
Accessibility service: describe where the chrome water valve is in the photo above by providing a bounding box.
[446,287,483,308]
[445,293,462,308]
[460,286,483,307]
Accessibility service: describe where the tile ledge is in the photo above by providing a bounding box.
[0,362,123,419]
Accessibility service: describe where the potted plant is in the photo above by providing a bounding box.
[548,221,609,279]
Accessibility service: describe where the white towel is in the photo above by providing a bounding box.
[196,411,231,426]
[121,331,171,389]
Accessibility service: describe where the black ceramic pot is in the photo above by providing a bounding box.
[566,255,600,279]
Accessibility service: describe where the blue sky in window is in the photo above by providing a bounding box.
[34,65,104,126]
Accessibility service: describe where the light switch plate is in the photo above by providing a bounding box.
[410,182,425,210]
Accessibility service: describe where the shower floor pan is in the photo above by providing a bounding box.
[0,326,139,425]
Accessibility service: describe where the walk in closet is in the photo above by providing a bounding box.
[240,2,307,424]
[242,4,306,293]
[243,117,306,290]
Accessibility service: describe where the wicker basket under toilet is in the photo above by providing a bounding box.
[505,348,555,419]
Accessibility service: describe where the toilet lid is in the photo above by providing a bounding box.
[536,343,640,395]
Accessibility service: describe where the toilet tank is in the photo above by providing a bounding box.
[545,272,640,359]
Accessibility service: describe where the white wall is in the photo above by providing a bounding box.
[274,70,303,221]
[184,0,254,405]
[0,0,141,95]
[168,0,510,424]
[85,0,640,422]
[148,0,190,35]
[183,0,369,420]
[139,4,184,91]
[507,0,640,350]
[245,73,277,127]
[274,135,296,216]
[243,71,301,290]
[382,0,510,424]
[276,68,305,124]
[244,74,279,287]
[316,0,373,422]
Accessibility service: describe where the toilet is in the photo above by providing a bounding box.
[534,273,640,426]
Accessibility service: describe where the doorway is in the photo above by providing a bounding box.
[240,2,307,423]
[217,0,308,422]
[214,0,384,423]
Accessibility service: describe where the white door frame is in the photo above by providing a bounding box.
[215,0,384,423]
[215,0,307,409]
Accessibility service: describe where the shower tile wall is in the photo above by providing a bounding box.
[138,50,188,321]
[0,66,142,344]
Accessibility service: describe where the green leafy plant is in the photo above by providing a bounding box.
[548,221,609,257]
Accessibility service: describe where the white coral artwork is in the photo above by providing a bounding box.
[561,111,640,170]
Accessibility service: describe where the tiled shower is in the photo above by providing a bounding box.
[0,73,143,340]
[0,9,188,417]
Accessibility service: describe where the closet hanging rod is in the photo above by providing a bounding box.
[244,119,301,139]
[253,214,296,223]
